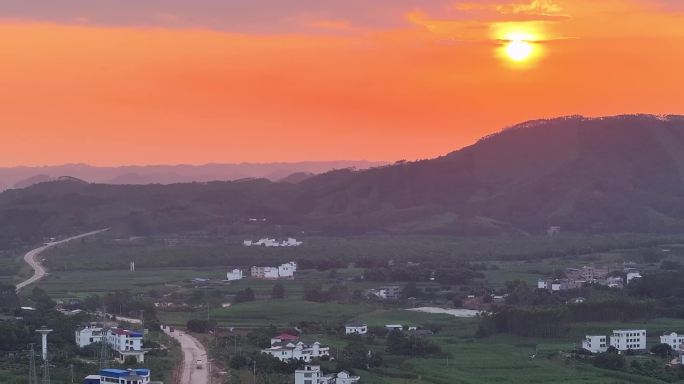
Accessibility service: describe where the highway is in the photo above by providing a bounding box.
[162,326,209,384]
[15,229,109,292]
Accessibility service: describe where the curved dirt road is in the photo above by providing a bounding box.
[162,326,209,384]
[15,229,109,292]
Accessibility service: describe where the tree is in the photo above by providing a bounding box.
[0,284,20,312]
[235,288,255,303]
[593,351,625,370]
[650,343,673,358]
[187,319,216,333]
[401,282,421,299]
[271,283,286,299]
[30,286,55,311]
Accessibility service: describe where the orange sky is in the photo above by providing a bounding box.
[0,0,683,166]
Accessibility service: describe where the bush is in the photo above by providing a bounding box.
[186,319,216,333]
[593,351,625,370]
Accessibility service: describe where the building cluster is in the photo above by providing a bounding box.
[582,329,684,362]
[251,261,298,279]
[75,323,146,363]
[295,365,360,384]
[538,265,642,292]
[243,238,303,247]
[83,368,161,384]
[261,333,330,362]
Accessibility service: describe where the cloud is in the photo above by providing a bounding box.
[408,0,571,42]
[0,0,451,33]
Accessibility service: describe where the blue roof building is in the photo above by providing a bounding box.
[83,368,152,384]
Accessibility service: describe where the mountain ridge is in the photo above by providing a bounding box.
[2,114,684,246]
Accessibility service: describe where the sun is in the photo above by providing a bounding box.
[505,39,533,62]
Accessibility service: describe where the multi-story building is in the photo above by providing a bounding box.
[75,325,146,363]
[75,323,104,347]
[262,341,330,362]
[660,332,684,351]
[609,329,646,351]
[582,335,608,353]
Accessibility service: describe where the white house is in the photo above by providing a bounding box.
[251,262,297,279]
[244,238,303,247]
[537,279,549,290]
[295,365,327,384]
[582,335,608,354]
[610,329,646,351]
[282,238,303,247]
[626,271,642,284]
[251,266,280,279]
[262,341,330,362]
[385,325,403,332]
[660,332,684,351]
[75,323,104,347]
[294,366,360,384]
[278,261,298,278]
[345,322,368,335]
[76,325,146,363]
[226,269,243,281]
[334,371,361,384]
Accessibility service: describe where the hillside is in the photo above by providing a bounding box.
[1,114,684,246]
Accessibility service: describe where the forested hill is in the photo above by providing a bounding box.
[2,114,684,247]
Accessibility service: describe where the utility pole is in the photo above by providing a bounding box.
[70,363,74,384]
[253,360,256,384]
[28,344,38,384]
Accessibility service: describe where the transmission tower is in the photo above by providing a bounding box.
[41,355,51,384]
[99,306,111,369]
[28,344,38,384]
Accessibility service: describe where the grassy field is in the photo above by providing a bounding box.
[159,299,379,327]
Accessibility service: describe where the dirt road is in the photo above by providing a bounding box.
[162,326,209,384]
[15,229,109,292]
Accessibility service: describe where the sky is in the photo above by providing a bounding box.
[1,0,683,166]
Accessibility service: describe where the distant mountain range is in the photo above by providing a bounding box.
[0,161,386,190]
[2,114,684,246]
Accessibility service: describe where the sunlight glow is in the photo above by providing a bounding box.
[506,39,533,61]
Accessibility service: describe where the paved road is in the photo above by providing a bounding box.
[15,229,109,292]
[162,326,209,384]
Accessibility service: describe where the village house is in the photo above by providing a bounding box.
[271,333,299,345]
[582,335,608,353]
[261,341,330,362]
[244,238,303,247]
[226,269,243,281]
[294,365,360,384]
[366,286,401,300]
[75,324,146,363]
[251,261,298,279]
[345,321,368,335]
[660,332,684,351]
[385,324,403,332]
[610,329,647,351]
